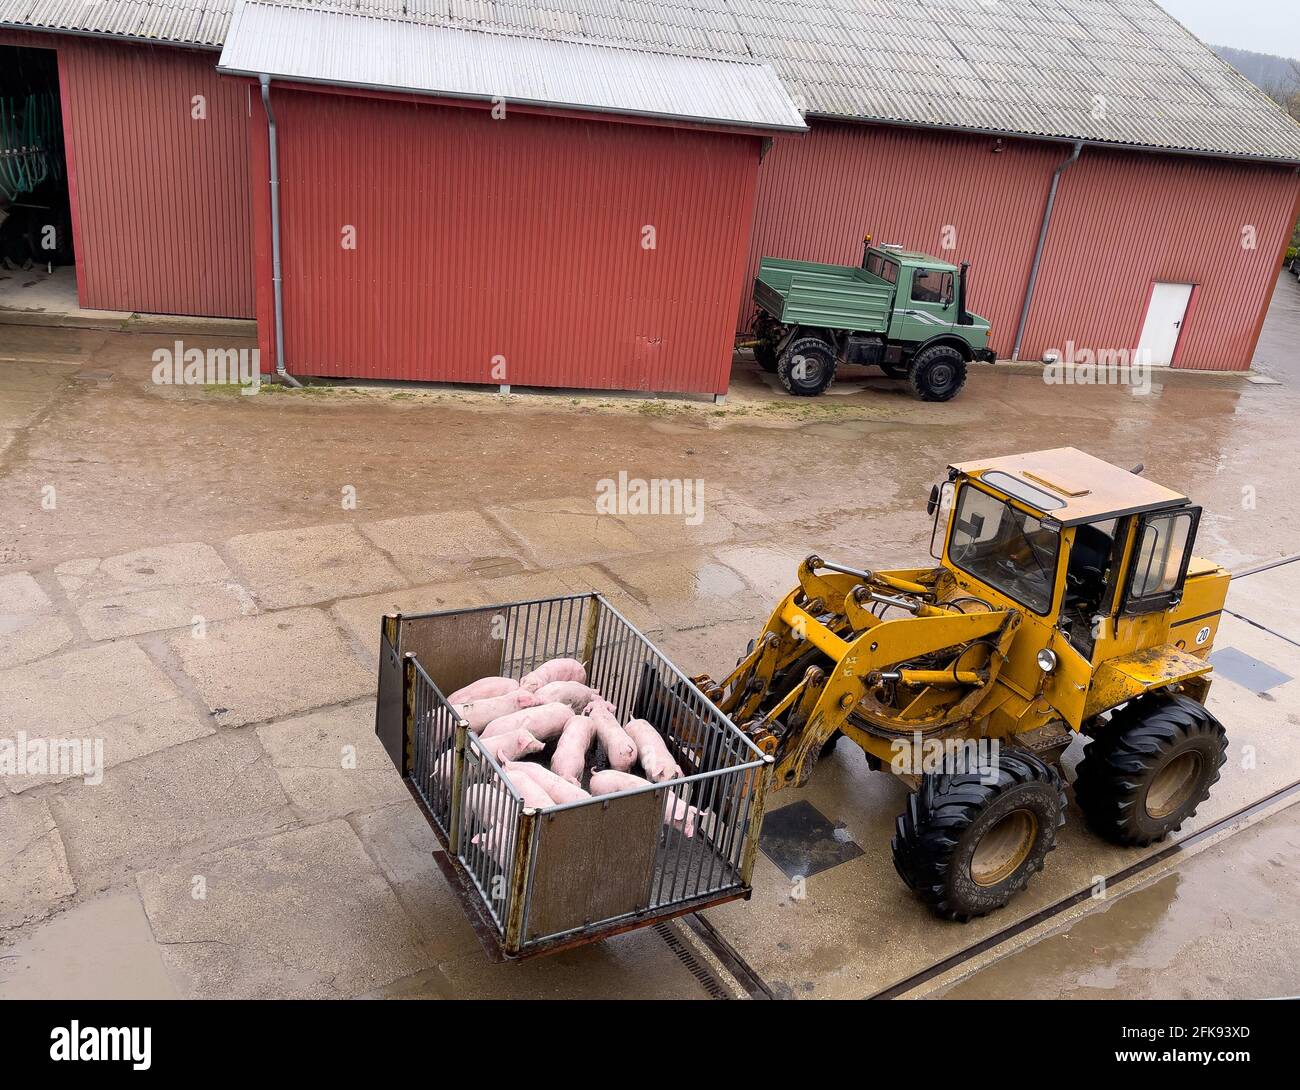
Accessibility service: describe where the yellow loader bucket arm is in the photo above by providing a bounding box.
[694,556,1023,790]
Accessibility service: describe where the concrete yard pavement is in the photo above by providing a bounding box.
[2,272,1300,999]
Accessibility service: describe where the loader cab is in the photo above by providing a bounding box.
[938,449,1202,661]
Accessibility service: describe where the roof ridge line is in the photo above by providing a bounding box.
[234,0,773,69]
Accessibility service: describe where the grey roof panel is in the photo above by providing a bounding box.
[215,0,807,131]
[4,0,1299,160]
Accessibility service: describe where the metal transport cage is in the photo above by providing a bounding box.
[375,593,772,959]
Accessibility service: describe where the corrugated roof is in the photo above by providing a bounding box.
[4,0,1300,161]
[0,0,233,46]
[216,1,807,131]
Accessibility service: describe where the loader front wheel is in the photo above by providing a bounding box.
[892,751,1065,921]
[778,336,837,396]
[1074,694,1227,846]
[908,344,967,401]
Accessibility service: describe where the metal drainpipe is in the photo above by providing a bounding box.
[259,75,300,387]
[1012,140,1083,362]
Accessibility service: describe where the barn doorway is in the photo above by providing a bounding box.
[0,43,76,314]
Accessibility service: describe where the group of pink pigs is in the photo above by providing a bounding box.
[442,657,708,839]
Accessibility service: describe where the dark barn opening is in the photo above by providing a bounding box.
[0,43,74,277]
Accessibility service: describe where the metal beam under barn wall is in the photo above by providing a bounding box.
[1012,140,1083,362]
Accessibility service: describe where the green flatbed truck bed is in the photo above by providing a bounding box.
[753,257,894,331]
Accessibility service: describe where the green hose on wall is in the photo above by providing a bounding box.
[0,93,62,201]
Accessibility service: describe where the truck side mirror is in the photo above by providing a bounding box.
[927,484,941,515]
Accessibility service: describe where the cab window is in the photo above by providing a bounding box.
[911,268,952,305]
[947,485,1059,614]
[866,255,899,285]
[1125,508,1198,611]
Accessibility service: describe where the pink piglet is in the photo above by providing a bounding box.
[480,702,573,742]
[453,688,540,734]
[585,699,638,772]
[519,657,587,692]
[550,715,596,785]
[447,676,518,704]
[624,718,683,783]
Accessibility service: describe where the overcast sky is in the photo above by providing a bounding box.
[1156,0,1300,61]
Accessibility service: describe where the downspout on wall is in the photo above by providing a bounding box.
[259,74,300,386]
[1012,140,1083,361]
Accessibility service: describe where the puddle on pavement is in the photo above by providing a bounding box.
[0,892,178,1000]
[933,800,1300,1000]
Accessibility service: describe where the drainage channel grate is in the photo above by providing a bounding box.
[653,921,731,1000]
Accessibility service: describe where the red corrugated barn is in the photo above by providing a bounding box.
[231,18,800,395]
[3,0,1299,392]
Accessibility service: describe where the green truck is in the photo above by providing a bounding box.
[750,240,997,400]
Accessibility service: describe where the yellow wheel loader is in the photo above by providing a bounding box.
[693,448,1230,920]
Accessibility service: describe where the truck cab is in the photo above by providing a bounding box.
[863,246,992,350]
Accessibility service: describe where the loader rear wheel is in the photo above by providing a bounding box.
[892,751,1065,921]
[1074,694,1227,847]
[754,342,779,373]
[908,344,967,401]
[778,336,837,396]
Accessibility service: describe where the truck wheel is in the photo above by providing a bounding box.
[778,336,837,396]
[908,345,967,401]
[754,342,779,373]
[1074,694,1226,846]
[892,750,1065,921]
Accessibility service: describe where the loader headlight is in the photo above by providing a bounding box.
[1036,648,1058,674]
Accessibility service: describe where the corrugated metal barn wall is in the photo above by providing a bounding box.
[0,30,254,317]
[1022,149,1300,369]
[250,87,762,394]
[746,121,1300,370]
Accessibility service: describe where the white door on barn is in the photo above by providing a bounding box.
[1136,282,1194,366]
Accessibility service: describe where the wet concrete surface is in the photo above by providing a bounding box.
[1,272,1298,999]
[932,798,1300,1000]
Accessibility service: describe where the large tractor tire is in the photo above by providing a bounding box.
[777,336,837,397]
[892,750,1065,921]
[1074,694,1227,847]
[907,344,967,401]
